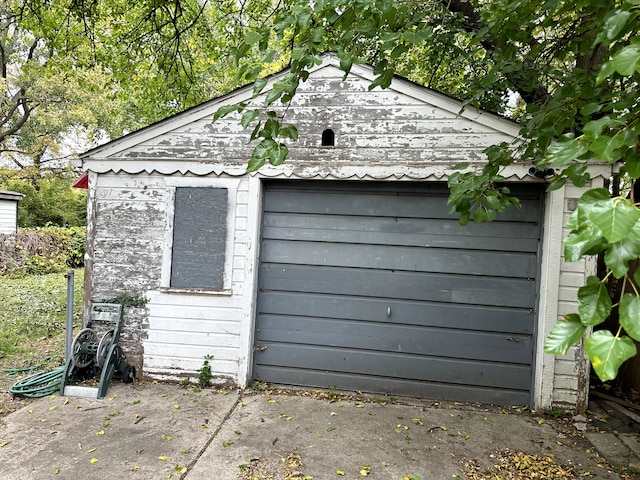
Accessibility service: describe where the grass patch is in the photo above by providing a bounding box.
[0,269,83,364]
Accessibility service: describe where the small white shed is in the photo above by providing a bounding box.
[0,190,24,234]
[76,54,610,411]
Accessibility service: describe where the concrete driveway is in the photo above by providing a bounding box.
[0,381,634,479]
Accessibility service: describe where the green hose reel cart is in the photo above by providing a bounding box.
[60,303,135,399]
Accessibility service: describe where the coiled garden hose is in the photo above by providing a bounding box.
[3,358,51,378]
[8,365,65,398]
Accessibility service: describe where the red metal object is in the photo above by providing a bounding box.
[72,171,88,189]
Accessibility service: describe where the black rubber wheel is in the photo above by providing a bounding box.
[122,365,135,384]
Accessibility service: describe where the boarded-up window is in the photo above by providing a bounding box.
[170,187,227,289]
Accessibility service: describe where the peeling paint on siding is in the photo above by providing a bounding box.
[78,56,610,408]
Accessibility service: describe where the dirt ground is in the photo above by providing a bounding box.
[0,336,66,417]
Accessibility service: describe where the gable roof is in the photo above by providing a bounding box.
[0,190,25,202]
[78,53,528,180]
[83,54,520,158]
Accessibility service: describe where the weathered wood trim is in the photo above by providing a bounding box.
[83,171,98,316]
[160,186,176,289]
[237,176,263,387]
[533,184,565,409]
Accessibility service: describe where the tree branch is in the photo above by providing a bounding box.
[0,90,33,144]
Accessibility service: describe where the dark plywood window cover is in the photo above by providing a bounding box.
[171,187,227,289]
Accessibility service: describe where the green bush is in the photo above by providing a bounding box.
[0,227,85,276]
[0,167,87,228]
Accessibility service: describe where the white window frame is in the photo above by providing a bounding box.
[160,177,239,295]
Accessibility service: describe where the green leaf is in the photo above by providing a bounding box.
[483,195,501,210]
[249,121,262,142]
[582,116,612,140]
[265,89,282,105]
[600,10,632,44]
[337,51,354,76]
[369,70,394,90]
[262,118,280,139]
[589,134,625,163]
[297,11,312,30]
[587,197,640,243]
[585,331,636,381]
[577,276,612,326]
[604,221,640,278]
[563,225,607,262]
[596,60,616,85]
[279,125,299,141]
[577,188,612,214]
[458,210,470,226]
[252,78,268,98]
[247,139,276,172]
[543,314,587,355]
[612,43,640,76]
[311,27,324,43]
[564,163,590,187]
[546,175,567,192]
[244,30,263,46]
[268,143,289,166]
[580,103,603,116]
[624,154,640,179]
[213,104,240,122]
[620,294,640,341]
[544,134,589,166]
[452,162,469,171]
[240,109,259,129]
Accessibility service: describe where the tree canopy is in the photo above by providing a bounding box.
[10,0,640,380]
[0,0,269,172]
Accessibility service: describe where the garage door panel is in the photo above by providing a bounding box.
[254,344,532,390]
[265,188,542,223]
[254,366,530,405]
[263,213,540,252]
[258,291,535,334]
[257,315,533,364]
[260,264,536,308]
[262,240,538,277]
[254,181,543,405]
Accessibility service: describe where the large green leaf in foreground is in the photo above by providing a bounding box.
[543,314,586,356]
[585,331,637,381]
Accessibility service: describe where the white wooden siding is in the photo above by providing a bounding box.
[143,177,249,384]
[551,182,600,410]
[94,62,518,170]
[88,173,250,384]
[0,199,18,234]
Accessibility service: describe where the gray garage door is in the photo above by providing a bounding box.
[253,181,543,405]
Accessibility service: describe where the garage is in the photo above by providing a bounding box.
[253,180,544,405]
